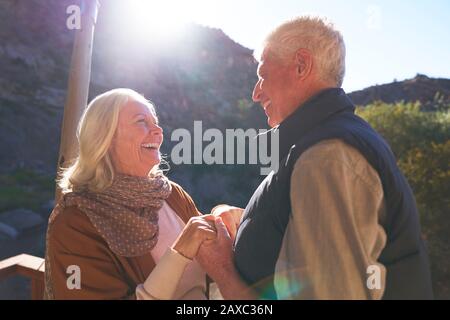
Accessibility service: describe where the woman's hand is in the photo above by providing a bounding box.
[210,204,244,241]
[172,215,217,260]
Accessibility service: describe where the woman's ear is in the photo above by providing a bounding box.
[294,48,313,80]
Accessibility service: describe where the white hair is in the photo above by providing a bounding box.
[58,88,161,193]
[255,16,346,87]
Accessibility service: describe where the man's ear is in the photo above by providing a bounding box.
[294,48,313,80]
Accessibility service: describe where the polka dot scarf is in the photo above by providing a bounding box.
[51,172,172,257]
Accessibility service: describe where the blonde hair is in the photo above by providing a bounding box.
[58,88,158,193]
[255,16,346,87]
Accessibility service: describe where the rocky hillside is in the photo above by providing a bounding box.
[0,0,448,210]
[0,0,263,174]
[349,74,450,106]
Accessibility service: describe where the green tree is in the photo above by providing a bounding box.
[357,101,450,299]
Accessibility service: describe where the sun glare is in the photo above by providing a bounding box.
[122,0,192,40]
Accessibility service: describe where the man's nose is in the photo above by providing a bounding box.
[252,80,262,102]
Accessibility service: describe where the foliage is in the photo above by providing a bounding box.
[357,101,450,299]
[0,169,55,213]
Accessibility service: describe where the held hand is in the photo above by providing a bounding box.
[196,217,235,283]
[210,204,244,240]
[172,216,217,260]
[197,217,258,300]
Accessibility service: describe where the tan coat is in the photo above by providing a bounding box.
[45,182,202,299]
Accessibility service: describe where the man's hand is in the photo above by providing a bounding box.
[210,204,244,240]
[196,217,257,300]
[196,217,235,283]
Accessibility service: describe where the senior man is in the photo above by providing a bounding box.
[198,16,433,300]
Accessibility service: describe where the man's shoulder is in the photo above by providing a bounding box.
[293,139,382,190]
[298,138,363,167]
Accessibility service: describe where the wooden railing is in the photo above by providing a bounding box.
[0,254,45,300]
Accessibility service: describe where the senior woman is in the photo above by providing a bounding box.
[45,88,217,300]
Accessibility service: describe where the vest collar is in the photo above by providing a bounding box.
[275,88,355,161]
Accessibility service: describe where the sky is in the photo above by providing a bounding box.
[119,0,450,92]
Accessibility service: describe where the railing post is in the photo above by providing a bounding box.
[31,277,45,300]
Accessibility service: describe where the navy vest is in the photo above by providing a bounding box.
[234,88,433,299]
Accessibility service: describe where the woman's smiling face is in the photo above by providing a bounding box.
[110,99,163,177]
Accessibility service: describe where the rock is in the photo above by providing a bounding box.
[348,76,450,106]
[0,223,19,240]
[0,208,44,240]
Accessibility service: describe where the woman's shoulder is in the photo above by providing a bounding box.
[51,205,91,230]
[167,180,201,221]
[169,180,188,195]
[49,204,104,246]
[169,181,192,202]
